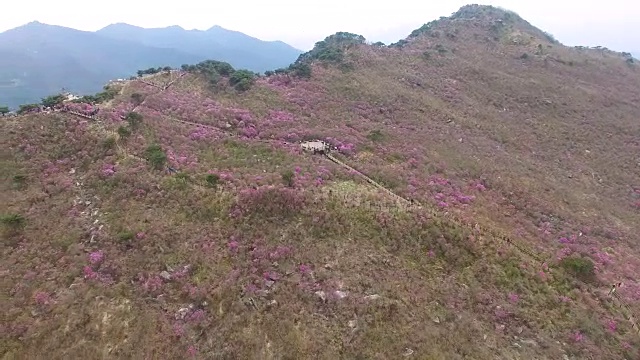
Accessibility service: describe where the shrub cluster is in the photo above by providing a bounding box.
[181,60,258,92]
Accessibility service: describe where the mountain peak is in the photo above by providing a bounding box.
[99,22,143,31]
[13,21,54,31]
[450,4,522,21]
[166,25,184,31]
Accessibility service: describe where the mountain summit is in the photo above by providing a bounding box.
[2,5,639,359]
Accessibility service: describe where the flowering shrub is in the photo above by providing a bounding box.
[138,273,164,295]
[34,291,51,305]
[89,250,104,265]
[101,164,116,177]
[604,319,617,333]
[571,331,585,342]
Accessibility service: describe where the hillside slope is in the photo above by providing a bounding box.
[2,5,639,359]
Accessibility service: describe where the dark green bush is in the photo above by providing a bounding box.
[102,136,116,149]
[367,129,384,142]
[117,230,134,242]
[117,126,131,138]
[281,170,295,187]
[560,256,595,280]
[12,175,27,189]
[229,70,256,91]
[125,112,143,129]
[144,144,167,170]
[205,173,220,188]
[1,213,25,229]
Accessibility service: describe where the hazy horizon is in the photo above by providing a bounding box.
[1,0,639,53]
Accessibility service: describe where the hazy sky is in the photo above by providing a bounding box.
[1,0,638,52]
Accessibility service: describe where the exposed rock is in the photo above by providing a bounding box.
[334,290,348,299]
[403,348,414,356]
[159,271,172,281]
[521,339,538,347]
[175,307,190,320]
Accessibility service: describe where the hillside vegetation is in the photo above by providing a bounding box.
[2,5,640,359]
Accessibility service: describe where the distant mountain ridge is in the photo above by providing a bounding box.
[0,21,302,109]
[95,23,301,72]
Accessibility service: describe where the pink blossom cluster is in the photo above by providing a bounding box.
[338,143,356,155]
[101,163,116,177]
[426,175,478,208]
[137,273,163,294]
[42,161,60,177]
[188,127,215,140]
[268,245,293,260]
[571,331,585,342]
[89,250,104,264]
[33,291,51,305]
[559,295,572,303]
[538,221,553,236]
[240,125,259,139]
[228,238,240,253]
[615,282,640,302]
[558,235,577,244]
[266,110,296,123]
[604,319,617,333]
[469,180,487,191]
[19,141,37,155]
[101,102,132,123]
[298,264,311,274]
[260,74,293,89]
[64,102,95,113]
[166,149,198,169]
[225,107,254,122]
[83,266,113,284]
[555,246,574,261]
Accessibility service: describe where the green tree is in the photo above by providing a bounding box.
[125,112,143,130]
[229,70,256,91]
[0,106,9,116]
[281,170,295,187]
[130,93,144,105]
[144,144,167,170]
[205,173,220,188]
[41,94,66,108]
[17,104,40,115]
[560,255,595,281]
[288,63,312,78]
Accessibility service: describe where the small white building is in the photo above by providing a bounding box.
[63,92,81,101]
[301,140,333,154]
